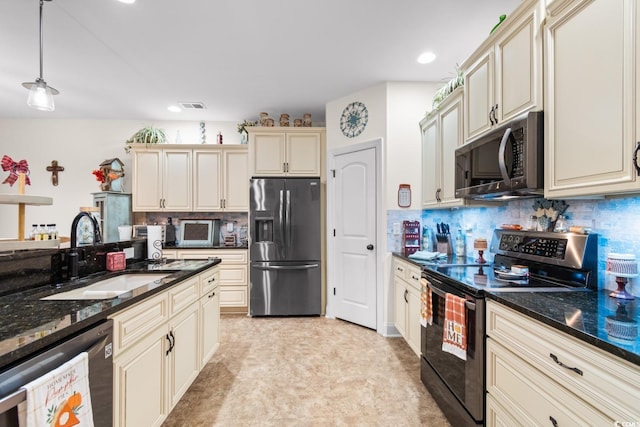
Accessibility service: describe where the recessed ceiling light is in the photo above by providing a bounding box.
[417,51,437,64]
[118,0,135,4]
[168,105,181,113]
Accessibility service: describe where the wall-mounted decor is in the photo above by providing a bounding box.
[46,160,64,186]
[340,102,368,138]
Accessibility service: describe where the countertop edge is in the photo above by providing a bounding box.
[0,259,221,370]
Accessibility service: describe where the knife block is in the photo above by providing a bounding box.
[437,236,452,255]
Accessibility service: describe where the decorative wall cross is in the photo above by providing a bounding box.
[46,160,64,186]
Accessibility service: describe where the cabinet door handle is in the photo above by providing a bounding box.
[404,289,408,303]
[208,291,216,298]
[633,142,640,175]
[435,188,442,202]
[549,416,558,427]
[549,353,583,376]
[165,333,172,355]
[493,104,499,125]
[283,163,287,173]
[169,330,175,351]
[489,105,495,125]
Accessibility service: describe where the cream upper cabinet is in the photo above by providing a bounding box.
[545,0,640,198]
[133,144,248,212]
[463,0,543,142]
[193,146,249,211]
[249,128,324,176]
[132,147,192,212]
[421,88,465,209]
[486,300,640,425]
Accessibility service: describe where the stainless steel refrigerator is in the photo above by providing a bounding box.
[249,177,321,316]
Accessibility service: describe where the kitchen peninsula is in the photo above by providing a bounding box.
[0,240,221,426]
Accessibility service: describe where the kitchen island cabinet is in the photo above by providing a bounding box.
[545,0,640,198]
[462,0,543,142]
[111,267,219,427]
[485,300,640,426]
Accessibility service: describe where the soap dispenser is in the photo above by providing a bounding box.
[455,229,466,258]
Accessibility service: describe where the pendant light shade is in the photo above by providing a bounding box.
[23,79,58,111]
[22,0,58,111]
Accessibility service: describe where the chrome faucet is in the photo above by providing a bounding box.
[69,211,102,279]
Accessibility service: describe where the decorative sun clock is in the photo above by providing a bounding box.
[340,101,369,138]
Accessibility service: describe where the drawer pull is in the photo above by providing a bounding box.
[207,277,216,283]
[549,353,583,376]
[208,291,216,299]
[549,416,558,427]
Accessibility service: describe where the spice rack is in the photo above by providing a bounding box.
[402,220,421,257]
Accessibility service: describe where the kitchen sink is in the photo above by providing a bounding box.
[41,273,171,300]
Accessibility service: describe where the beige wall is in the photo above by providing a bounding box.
[0,119,241,239]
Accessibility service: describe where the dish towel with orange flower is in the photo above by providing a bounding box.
[19,352,94,427]
[420,277,432,327]
[442,293,467,360]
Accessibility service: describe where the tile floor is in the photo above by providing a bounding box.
[162,315,450,426]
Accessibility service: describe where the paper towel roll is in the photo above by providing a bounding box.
[147,226,163,260]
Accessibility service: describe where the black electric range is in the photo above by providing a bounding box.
[419,229,599,427]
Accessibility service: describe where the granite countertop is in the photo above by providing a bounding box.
[162,244,248,250]
[393,252,640,367]
[0,258,221,370]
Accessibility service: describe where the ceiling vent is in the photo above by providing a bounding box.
[179,102,206,110]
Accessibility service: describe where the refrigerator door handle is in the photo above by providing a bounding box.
[286,190,292,250]
[254,263,320,271]
[279,189,285,259]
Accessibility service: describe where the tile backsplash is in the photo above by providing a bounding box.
[388,195,640,292]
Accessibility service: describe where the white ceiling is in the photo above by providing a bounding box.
[0,0,522,123]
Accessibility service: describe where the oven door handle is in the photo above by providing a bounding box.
[428,284,476,311]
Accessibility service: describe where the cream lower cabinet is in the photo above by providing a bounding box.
[249,127,324,176]
[462,0,543,141]
[421,88,465,209]
[199,267,220,366]
[111,267,220,427]
[545,0,640,198]
[393,257,421,357]
[486,300,640,426]
[173,249,248,314]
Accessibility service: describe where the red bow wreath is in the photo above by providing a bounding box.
[1,155,31,186]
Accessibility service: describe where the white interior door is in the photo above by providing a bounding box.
[332,146,377,329]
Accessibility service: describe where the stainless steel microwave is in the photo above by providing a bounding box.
[454,111,543,200]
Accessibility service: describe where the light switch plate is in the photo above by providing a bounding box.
[227,222,234,232]
[393,223,401,235]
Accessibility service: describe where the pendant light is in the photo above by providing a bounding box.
[22,0,58,111]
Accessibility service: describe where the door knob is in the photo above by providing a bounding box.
[367,244,374,250]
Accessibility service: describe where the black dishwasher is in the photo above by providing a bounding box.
[0,320,113,427]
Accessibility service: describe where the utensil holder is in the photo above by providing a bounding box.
[437,236,452,254]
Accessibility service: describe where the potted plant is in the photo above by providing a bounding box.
[237,120,257,144]
[124,126,167,153]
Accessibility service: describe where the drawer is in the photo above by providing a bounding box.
[200,268,220,296]
[393,257,421,290]
[487,301,640,421]
[219,265,247,285]
[393,258,407,279]
[110,292,168,353]
[219,285,247,307]
[176,249,247,264]
[487,339,611,426]
[168,276,199,316]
